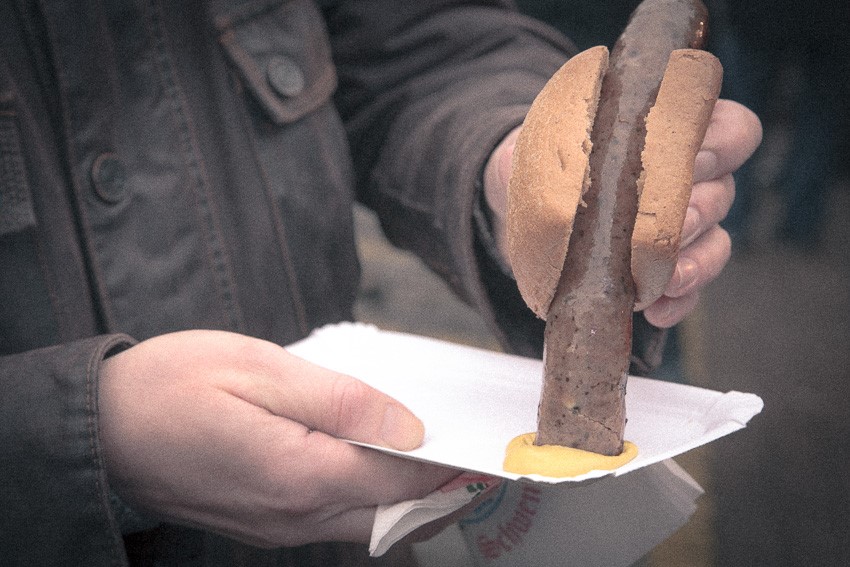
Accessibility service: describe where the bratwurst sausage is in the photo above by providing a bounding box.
[508,0,720,455]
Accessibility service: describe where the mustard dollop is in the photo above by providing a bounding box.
[503,432,638,477]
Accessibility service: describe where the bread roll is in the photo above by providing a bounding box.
[507,46,608,319]
[632,49,723,309]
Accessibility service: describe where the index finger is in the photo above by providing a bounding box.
[693,99,763,184]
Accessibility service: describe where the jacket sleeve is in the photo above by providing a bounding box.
[322,0,574,356]
[0,334,136,565]
[323,0,666,367]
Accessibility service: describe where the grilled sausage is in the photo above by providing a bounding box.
[507,0,721,455]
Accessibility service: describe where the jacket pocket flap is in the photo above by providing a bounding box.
[215,0,337,125]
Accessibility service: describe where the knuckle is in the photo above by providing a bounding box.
[692,176,735,226]
[329,375,376,438]
[720,174,736,207]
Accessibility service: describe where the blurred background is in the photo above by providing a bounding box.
[354,1,849,565]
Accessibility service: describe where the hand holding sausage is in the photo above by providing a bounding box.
[482,98,761,329]
[643,99,762,327]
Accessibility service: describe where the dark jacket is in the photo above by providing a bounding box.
[0,1,662,564]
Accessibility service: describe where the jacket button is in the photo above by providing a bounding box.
[91,153,128,204]
[267,56,305,98]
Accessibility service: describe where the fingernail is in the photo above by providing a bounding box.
[681,206,701,248]
[670,258,699,295]
[381,404,425,451]
[693,150,718,183]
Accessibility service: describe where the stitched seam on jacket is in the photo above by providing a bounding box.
[233,99,310,336]
[146,0,245,333]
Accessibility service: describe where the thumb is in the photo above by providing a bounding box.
[482,126,522,266]
[235,347,426,451]
[483,126,521,221]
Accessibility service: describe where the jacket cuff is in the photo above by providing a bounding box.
[0,334,136,565]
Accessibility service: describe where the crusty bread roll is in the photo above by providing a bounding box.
[508,47,721,319]
[632,49,724,309]
[507,45,608,319]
